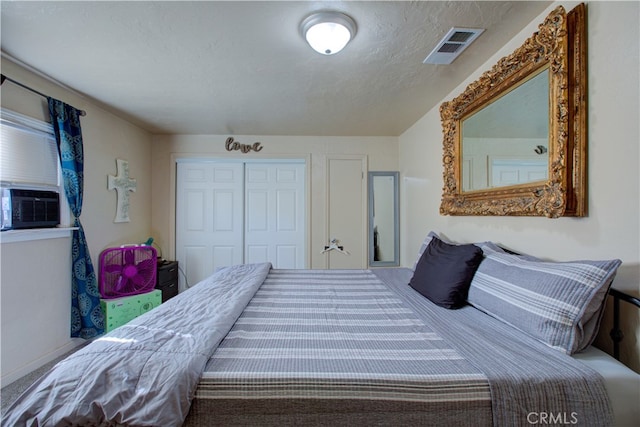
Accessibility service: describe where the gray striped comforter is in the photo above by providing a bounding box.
[185,268,612,426]
[2,263,272,427]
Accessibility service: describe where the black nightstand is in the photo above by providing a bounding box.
[156,260,179,303]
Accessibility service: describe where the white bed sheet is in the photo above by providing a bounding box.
[573,346,640,426]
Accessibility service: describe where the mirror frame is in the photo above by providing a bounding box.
[440,4,587,218]
[368,171,400,267]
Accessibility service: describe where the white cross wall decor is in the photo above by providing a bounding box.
[107,159,137,223]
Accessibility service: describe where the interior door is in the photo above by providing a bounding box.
[490,158,548,187]
[244,162,306,268]
[176,161,244,289]
[326,156,367,269]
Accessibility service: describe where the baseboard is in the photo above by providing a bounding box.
[1,339,85,387]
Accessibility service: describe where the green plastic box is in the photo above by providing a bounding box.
[100,290,162,332]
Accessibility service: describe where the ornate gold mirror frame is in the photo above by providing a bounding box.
[440,4,586,218]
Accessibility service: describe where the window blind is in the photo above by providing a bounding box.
[0,109,59,188]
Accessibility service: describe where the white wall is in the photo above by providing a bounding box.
[399,1,640,372]
[150,134,399,269]
[0,58,154,385]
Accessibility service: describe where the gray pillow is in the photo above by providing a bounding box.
[468,246,622,354]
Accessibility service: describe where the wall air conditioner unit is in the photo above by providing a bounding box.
[1,188,60,231]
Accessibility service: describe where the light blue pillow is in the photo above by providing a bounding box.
[468,246,622,354]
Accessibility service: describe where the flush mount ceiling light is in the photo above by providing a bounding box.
[300,11,357,55]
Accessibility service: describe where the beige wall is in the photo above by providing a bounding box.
[0,58,153,384]
[399,1,640,372]
[150,134,399,269]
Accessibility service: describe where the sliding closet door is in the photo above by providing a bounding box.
[176,160,306,289]
[176,162,244,288]
[244,162,306,268]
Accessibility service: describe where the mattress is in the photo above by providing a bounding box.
[573,346,640,426]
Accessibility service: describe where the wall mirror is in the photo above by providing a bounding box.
[440,4,587,218]
[368,172,399,267]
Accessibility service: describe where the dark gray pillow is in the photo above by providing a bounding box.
[409,237,484,309]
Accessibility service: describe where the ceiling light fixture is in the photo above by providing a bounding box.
[300,11,357,55]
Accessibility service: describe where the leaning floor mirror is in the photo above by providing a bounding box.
[368,172,399,267]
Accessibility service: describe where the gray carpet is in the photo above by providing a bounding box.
[1,342,89,417]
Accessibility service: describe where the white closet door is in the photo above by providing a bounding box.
[244,162,306,269]
[176,162,244,289]
[176,160,306,290]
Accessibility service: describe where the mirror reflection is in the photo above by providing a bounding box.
[462,67,549,191]
[368,172,399,267]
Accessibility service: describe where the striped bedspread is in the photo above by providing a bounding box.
[186,268,613,427]
[188,269,493,425]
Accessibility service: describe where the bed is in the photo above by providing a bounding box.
[3,233,639,427]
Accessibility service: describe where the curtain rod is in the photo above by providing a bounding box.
[0,74,86,116]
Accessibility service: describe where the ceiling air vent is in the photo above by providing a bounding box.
[423,27,484,65]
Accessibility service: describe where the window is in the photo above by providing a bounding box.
[1,109,59,187]
[1,109,71,240]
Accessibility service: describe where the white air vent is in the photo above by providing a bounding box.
[423,27,485,65]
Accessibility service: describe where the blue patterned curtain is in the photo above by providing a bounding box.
[48,98,104,339]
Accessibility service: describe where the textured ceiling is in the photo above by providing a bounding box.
[0,1,551,136]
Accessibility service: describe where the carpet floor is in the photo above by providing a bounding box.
[1,342,89,418]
